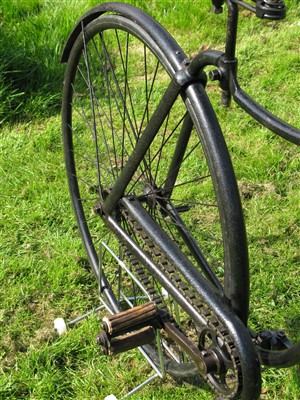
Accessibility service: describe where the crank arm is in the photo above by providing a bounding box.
[163,321,223,376]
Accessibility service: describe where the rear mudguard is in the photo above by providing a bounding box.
[61,1,184,68]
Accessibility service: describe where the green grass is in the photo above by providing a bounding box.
[0,1,299,399]
[0,0,101,123]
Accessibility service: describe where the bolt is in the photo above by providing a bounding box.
[212,5,223,14]
[209,69,221,82]
[94,203,103,215]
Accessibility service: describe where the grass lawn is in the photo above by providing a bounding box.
[0,1,299,399]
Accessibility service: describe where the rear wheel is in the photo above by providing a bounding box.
[62,10,249,398]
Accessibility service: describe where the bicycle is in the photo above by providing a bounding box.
[60,1,299,399]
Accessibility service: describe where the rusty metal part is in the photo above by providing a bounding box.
[163,321,221,375]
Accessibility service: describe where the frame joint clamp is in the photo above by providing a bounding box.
[174,59,207,88]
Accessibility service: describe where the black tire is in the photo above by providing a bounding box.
[62,8,249,397]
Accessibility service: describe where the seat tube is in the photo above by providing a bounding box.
[225,1,239,61]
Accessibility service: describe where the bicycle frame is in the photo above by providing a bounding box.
[61,0,300,374]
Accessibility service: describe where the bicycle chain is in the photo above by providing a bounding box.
[120,208,243,399]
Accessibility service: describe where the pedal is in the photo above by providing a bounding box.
[255,330,292,351]
[96,301,162,355]
[97,326,156,355]
[102,301,161,337]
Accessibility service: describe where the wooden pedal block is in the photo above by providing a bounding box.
[96,326,156,355]
[102,301,161,337]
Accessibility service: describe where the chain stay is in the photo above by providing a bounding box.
[120,209,243,398]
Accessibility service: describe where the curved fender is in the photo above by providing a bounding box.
[61,1,185,71]
[61,4,103,63]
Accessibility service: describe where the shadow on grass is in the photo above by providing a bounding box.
[0,2,67,124]
[0,42,65,124]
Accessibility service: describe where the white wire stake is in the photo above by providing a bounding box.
[67,305,105,325]
[120,373,160,399]
[54,305,105,335]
